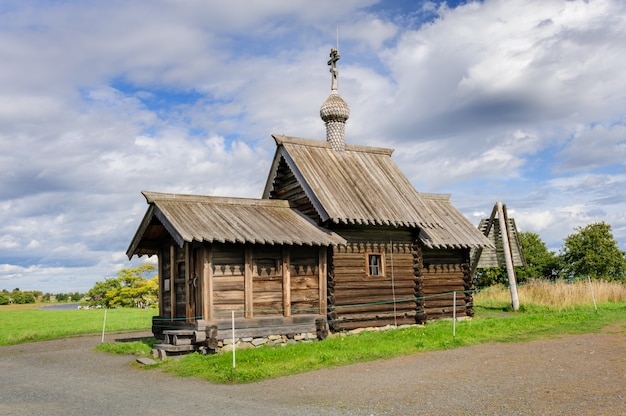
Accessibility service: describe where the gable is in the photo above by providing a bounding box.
[127,191,346,259]
[265,154,322,223]
[264,135,441,229]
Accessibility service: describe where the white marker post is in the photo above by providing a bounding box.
[587,276,598,313]
[452,291,457,338]
[101,308,107,343]
[232,310,236,382]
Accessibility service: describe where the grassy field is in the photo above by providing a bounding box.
[145,301,625,383]
[0,305,156,346]
[4,280,626,384]
[475,278,626,310]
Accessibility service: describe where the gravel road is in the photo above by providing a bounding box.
[0,326,624,415]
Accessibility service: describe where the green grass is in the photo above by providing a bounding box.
[94,337,158,356]
[157,302,626,384]
[0,307,156,346]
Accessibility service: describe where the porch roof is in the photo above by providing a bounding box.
[127,191,347,258]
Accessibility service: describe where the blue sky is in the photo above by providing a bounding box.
[1,0,626,292]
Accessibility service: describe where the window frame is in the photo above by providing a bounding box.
[366,253,385,277]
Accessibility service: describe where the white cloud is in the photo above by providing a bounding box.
[2,0,626,291]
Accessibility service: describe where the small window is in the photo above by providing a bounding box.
[368,254,383,276]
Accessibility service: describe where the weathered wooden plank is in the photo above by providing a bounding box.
[423,285,467,294]
[334,287,415,299]
[291,288,319,302]
[283,247,291,317]
[336,310,416,321]
[422,277,466,285]
[291,301,320,313]
[253,280,283,292]
[334,293,413,306]
[213,274,244,291]
[290,276,318,290]
[252,302,283,315]
[335,280,415,289]
[424,299,467,308]
[335,303,416,315]
[213,291,245,302]
[251,292,283,302]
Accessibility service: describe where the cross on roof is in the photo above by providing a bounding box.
[327,48,340,91]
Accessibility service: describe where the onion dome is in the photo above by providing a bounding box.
[320,48,349,152]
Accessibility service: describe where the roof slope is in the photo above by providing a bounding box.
[264,135,440,229]
[418,193,494,249]
[264,135,491,249]
[127,191,347,258]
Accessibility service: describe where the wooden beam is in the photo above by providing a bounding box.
[244,246,253,318]
[282,247,291,317]
[203,245,213,321]
[169,245,175,321]
[319,247,327,314]
[185,243,192,323]
[497,201,519,311]
[157,249,164,318]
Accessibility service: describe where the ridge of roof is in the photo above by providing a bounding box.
[142,191,291,207]
[272,134,394,156]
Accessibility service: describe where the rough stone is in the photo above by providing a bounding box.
[251,338,268,347]
[136,357,157,365]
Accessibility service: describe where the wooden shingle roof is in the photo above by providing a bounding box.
[418,193,494,249]
[264,135,492,249]
[127,191,347,258]
[264,135,441,228]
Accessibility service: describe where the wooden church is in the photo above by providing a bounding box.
[127,49,492,351]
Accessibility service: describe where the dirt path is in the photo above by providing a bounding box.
[1,327,624,415]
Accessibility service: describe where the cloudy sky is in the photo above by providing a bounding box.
[2,0,625,293]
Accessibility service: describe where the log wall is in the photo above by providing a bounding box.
[328,235,417,331]
[421,248,473,320]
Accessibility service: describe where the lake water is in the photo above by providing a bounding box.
[39,303,81,310]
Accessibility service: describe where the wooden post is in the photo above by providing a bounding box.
[244,246,253,318]
[185,244,192,323]
[157,250,164,319]
[319,247,328,315]
[170,245,176,321]
[282,247,291,317]
[497,201,519,311]
[203,245,213,321]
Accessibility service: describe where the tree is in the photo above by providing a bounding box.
[0,293,9,305]
[11,289,25,304]
[23,292,36,304]
[560,222,626,282]
[85,278,122,308]
[516,232,563,280]
[85,264,158,308]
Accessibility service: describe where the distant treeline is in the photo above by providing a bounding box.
[0,289,84,305]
